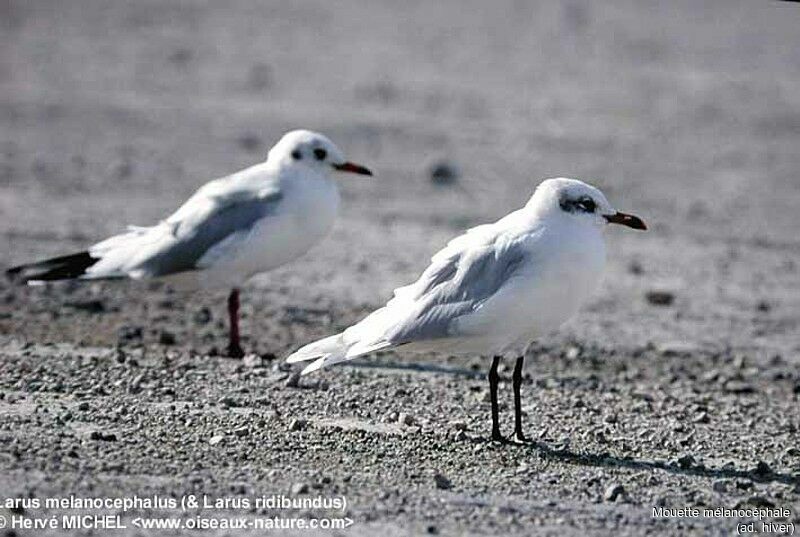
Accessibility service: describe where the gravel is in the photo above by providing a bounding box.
[2,1,800,535]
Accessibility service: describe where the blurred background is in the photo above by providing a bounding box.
[2,0,799,357]
[2,2,800,534]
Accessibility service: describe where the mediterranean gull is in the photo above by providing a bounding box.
[7,129,372,357]
[286,178,646,442]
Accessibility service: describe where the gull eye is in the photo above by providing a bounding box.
[578,198,596,213]
[291,150,302,160]
[313,148,327,161]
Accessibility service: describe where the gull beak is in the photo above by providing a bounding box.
[604,211,647,230]
[333,161,373,176]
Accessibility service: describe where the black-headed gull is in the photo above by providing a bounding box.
[7,130,372,357]
[287,178,645,442]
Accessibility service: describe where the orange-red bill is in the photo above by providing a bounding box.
[604,211,647,230]
[333,162,373,176]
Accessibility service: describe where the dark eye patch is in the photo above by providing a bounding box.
[291,150,302,160]
[577,198,596,213]
[559,195,597,214]
[313,148,327,161]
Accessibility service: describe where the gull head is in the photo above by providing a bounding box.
[529,178,647,231]
[268,130,372,177]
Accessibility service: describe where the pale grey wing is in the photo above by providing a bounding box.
[384,239,527,344]
[135,190,283,277]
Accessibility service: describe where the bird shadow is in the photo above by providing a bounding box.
[343,359,799,488]
[343,358,484,379]
[493,438,800,488]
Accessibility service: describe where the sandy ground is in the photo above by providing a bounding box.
[1,0,800,535]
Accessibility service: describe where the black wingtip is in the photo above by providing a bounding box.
[6,251,99,284]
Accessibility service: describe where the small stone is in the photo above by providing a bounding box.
[158,330,176,346]
[218,396,238,408]
[756,301,771,313]
[429,161,460,186]
[657,341,699,357]
[747,495,775,508]
[693,412,709,424]
[398,413,415,426]
[284,371,301,388]
[89,430,117,442]
[628,260,644,275]
[712,480,728,493]
[604,483,625,502]
[752,461,771,476]
[243,354,264,368]
[676,455,696,469]
[234,427,249,437]
[237,133,262,153]
[433,472,452,490]
[290,483,309,495]
[66,299,106,313]
[724,381,755,394]
[449,421,467,431]
[77,401,90,412]
[209,435,224,446]
[289,419,308,432]
[645,290,674,306]
[117,325,143,343]
[194,307,212,325]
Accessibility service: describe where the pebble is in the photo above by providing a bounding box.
[117,325,143,343]
[604,483,625,502]
[746,495,775,508]
[218,396,238,408]
[89,431,117,442]
[291,483,309,495]
[711,480,728,493]
[429,161,460,186]
[284,371,302,388]
[237,133,262,153]
[645,290,674,306]
[724,381,755,394]
[449,421,467,431]
[628,260,644,275]
[158,330,176,346]
[194,307,212,325]
[208,435,224,446]
[398,413,415,426]
[752,461,772,476]
[243,354,264,368]
[289,419,308,432]
[433,473,452,490]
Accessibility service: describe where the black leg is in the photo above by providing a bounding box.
[512,356,528,442]
[489,355,504,442]
[226,288,245,358]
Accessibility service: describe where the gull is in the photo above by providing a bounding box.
[287,178,646,442]
[7,129,372,357]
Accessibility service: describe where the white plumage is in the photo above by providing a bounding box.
[287,178,643,375]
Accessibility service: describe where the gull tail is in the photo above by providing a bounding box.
[6,251,100,284]
[286,332,391,376]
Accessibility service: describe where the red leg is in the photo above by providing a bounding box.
[227,288,245,358]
